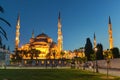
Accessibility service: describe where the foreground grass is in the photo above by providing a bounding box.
[0,69,119,80]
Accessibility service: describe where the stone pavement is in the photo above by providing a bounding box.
[98,68,120,77]
[86,67,120,77]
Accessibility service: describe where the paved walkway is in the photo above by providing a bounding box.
[85,67,120,77]
[0,66,71,69]
[99,68,120,77]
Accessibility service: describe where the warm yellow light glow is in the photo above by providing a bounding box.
[47,61,50,64]
[42,61,44,64]
[59,61,61,64]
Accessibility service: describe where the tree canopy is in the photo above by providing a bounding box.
[96,43,104,60]
[0,6,11,41]
[111,47,120,58]
[84,38,94,61]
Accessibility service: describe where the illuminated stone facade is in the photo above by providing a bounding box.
[20,32,59,59]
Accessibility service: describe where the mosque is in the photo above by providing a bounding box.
[15,13,64,60]
[13,12,113,66]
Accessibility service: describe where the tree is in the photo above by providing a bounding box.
[84,38,94,61]
[74,57,82,69]
[3,44,6,50]
[22,50,28,58]
[0,36,2,48]
[15,49,23,64]
[96,43,104,60]
[52,50,56,59]
[34,49,40,65]
[20,50,28,58]
[103,49,113,78]
[52,50,56,67]
[104,49,113,59]
[0,6,11,40]
[82,57,87,70]
[46,52,51,59]
[60,51,65,59]
[111,47,120,58]
[60,51,66,67]
[34,50,40,60]
[28,49,36,60]
[11,54,16,63]
[90,53,96,70]
[74,49,79,57]
[26,48,40,65]
[7,46,10,51]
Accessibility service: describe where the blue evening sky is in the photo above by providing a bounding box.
[1,0,120,51]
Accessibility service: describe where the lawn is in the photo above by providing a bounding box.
[0,69,119,80]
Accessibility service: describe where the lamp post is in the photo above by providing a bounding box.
[95,47,98,73]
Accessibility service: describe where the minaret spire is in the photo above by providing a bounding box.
[93,32,96,48]
[15,13,20,50]
[58,11,60,20]
[32,29,34,38]
[109,16,111,24]
[57,12,63,53]
[108,16,113,49]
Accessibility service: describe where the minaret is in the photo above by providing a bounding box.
[57,12,63,53]
[15,14,20,50]
[108,16,113,49]
[93,33,96,48]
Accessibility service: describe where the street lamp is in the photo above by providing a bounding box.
[95,47,98,73]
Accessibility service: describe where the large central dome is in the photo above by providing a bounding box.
[36,32,49,38]
[33,32,52,43]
